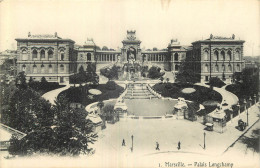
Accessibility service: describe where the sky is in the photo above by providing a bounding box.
[0,0,260,56]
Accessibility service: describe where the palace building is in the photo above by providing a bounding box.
[15,31,245,84]
[186,34,245,83]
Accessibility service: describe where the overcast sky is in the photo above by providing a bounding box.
[0,0,259,56]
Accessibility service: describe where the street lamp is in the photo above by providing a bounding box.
[203,132,206,150]
[237,103,240,118]
[131,135,134,152]
[243,99,249,126]
[254,94,257,104]
[249,97,252,107]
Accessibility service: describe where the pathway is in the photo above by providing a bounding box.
[42,84,70,105]
[195,83,239,108]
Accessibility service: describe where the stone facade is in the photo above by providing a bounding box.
[185,34,245,83]
[16,32,77,83]
[15,31,245,84]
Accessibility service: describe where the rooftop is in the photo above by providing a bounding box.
[192,34,245,44]
[15,32,75,43]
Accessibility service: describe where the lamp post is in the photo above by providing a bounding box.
[249,97,252,108]
[131,135,134,152]
[243,99,249,126]
[237,103,240,118]
[203,132,206,150]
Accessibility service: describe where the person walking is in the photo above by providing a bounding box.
[122,139,126,146]
[156,142,160,151]
[178,141,181,150]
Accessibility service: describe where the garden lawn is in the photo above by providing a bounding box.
[153,83,222,115]
[59,83,124,106]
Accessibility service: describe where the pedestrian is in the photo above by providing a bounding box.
[122,139,125,146]
[178,141,181,150]
[156,142,160,151]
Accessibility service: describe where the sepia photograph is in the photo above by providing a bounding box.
[0,0,259,168]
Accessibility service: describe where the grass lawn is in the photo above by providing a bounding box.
[153,83,222,115]
[59,83,124,106]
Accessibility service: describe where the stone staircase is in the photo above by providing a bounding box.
[123,83,158,99]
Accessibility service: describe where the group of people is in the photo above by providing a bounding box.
[122,139,181,151]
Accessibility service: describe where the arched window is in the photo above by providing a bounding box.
[174,53,178,61]
[204,50,209,60]
[40,50,45,59]
[32,49,37,59]
[228,65,232,72]
[235,50,240,60]
[220,51,225,60]
[215,65,219,72]
[60,50,65,60]
[175,64,179,71]
[87,53,91,61]
[22,50,28,60]
[236,64,240,71]
[214,50,219,61]
[49,65,53,73]
[227,50,232,61]
[41,65,45,73]
[33,65,37,73]
[22,64,26,72]
[204,64,209,72]
[48,50,53,59]
[222,65,225,72]
[60,64,64,72]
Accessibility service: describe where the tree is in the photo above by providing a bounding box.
[15,72,27,89]
[28,77,34,84]
[153,47,158,51]
[148,66,164,79]
[8,94,97,156]
[102,46,109,51]
[175,69,199,84]
[209,77,226,88]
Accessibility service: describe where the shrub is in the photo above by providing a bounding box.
[147,66,164,79]
[208,77,226,88]
[105,81,116,90]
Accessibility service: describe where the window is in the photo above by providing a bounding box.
[60,64,64,72]
[204,64,209,72]
[22,65,26,72]
[32,49,37,59]
[40,50,45,59]
[204,50,209,60]
[49,65,53,73]
[214,50,219,61]
[222,65,225,72]
[215,65,219,72]
[87,53,91,61]
[236,64,240,71]
[174,53,178,61]
[235,50,240,60]
[228,65,232,72]
[220,51,225,60]
[227,51,232,61]
[22,50,28,60]
[41,65,45,73]
[48,50,53,59]
[60,50,65,60]
[175,64,179,71]
[33,65,37,73]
